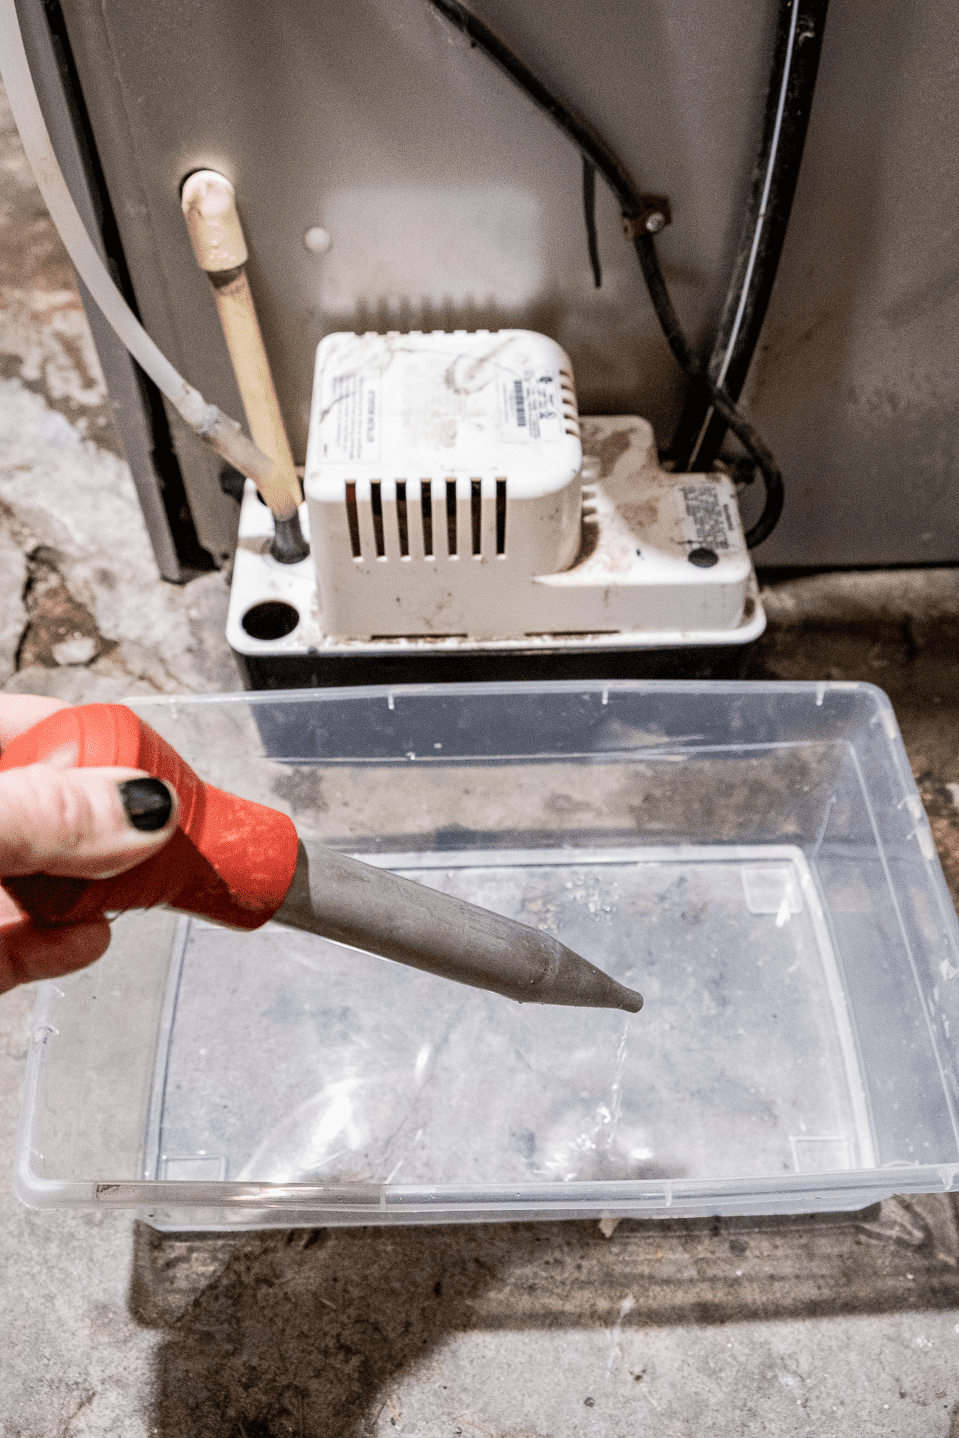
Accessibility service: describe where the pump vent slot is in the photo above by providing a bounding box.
[559,368,580,439]
[421,482,433,556]
[471,480,482,555]
[370,482,386,557]
[496,478,507,555]
[345,482,361,559]
[446,480,457,556]
[396,481,409,557]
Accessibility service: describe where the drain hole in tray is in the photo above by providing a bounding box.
[241,600,300,640]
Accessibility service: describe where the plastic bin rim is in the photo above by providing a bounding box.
[14,1163,959,1214]
[123,678,893,709]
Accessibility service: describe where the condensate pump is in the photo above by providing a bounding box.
[227,328,763,667]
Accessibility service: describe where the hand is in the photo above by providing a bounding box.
[0,695,179,993]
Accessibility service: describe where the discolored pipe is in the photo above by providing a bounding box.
[181,170,308,563]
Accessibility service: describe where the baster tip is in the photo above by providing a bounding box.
[618,985,644,1014]
[546,940,645,1014]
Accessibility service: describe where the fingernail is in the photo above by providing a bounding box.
[119,777,174,832]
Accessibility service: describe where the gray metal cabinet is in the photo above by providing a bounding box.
[21,0,959,569]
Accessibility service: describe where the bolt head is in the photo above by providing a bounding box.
[645,212,666,235]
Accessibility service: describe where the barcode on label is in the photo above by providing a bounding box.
[681,484,731,551]
[502,370,563,442]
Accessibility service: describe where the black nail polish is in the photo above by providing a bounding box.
[119,777,174,832]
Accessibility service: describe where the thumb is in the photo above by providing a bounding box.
[0,763,179,882]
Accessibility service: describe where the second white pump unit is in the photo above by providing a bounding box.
[227,328,764,659]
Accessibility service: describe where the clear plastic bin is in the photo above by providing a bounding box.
[15,681,959,1230]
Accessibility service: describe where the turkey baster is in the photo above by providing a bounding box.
[0,706,643,1014]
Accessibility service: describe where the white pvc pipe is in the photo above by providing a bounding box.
[0,0,274,483]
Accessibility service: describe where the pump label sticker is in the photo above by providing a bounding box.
[680,484,737,552]
[501,369,564,442]
[320,372,381,463]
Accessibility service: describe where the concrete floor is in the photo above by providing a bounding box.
[3,78,959,1438]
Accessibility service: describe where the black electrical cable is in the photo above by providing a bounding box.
[672,0,829,475]
[424,0,788,548]
[427,0,649,211]
[582,156,602,288]
[631,229,784,545]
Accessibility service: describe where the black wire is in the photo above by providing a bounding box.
[673,0,829,474]
[582,156,602,288]
[425,0,787,548]
[426,0,648,209]
[632,232,784,545]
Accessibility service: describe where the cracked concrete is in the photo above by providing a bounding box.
[0,84,239,708]
[0,378,241,700]
[2,64,959,1438]
[17,542,116,670]
[0,512,26,678]
[0,73,120,457]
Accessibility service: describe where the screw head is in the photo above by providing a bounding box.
[303,226,332,255]
[645,211,666,235]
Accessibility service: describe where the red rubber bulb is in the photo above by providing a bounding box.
[0,704,299,931]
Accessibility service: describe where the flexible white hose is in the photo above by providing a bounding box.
[0,0,274,483]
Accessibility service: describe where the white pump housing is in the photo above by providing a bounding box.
[304,330,584,638]
[228,329,764,660]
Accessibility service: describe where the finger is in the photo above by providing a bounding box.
[0,886,22,934]
[0,914,110,993]
[0,764,179,880]
[0,695,69,750]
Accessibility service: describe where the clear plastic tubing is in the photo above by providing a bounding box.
[0,0,275,486]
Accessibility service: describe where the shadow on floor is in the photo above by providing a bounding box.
[132,1193,959,1438]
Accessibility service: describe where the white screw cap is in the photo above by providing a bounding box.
[181,170,248,272]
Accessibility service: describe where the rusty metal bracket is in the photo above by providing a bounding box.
[621,197,673,238]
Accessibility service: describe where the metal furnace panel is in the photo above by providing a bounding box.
[32,0,959,566]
